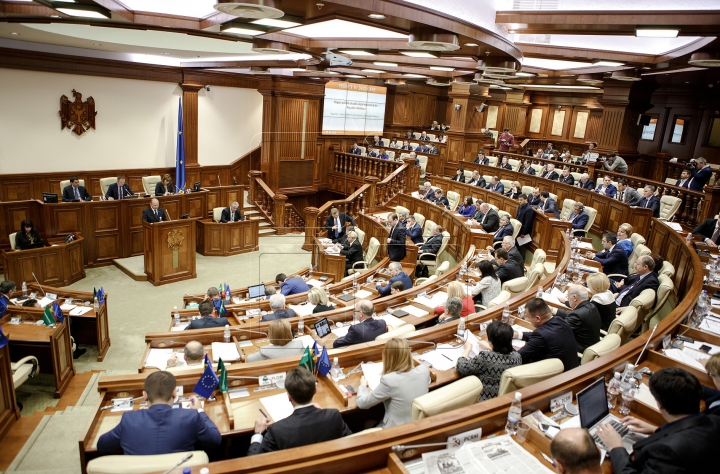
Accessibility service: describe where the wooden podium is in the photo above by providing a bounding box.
[143,219,198,286]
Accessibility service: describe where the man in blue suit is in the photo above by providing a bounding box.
[630,186,660,218]
[276,274,311,296]
[61,177,92,202]
[676,169,691,188]
[405,215,424,244]
[592,233,629,281]
[376,262,412,297]
[595,176,617,198]
[539,191,560,218]
[485,176,504,194]
[564,202,589,237]
[105,176,135,200]
[97,371,221,455]
[688,157,712,191]
[334,300,387,347]
[185,301,229,330]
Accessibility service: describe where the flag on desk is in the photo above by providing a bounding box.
[224,283,232,301]
[203,352,211,371]
[218,358,228,393]
[175,97,186,192]
[312,341,320,361]
[0,297,7,318]
[219,282,225,299]
[42,305,55,326]
[213,299,227,318]
[92,287,97,300]
[97,287,105,304]
[193,363,219,399]
[0,328,8,349]
[51,301,65,324]
[317,346,331,377]
[299,346,314,372]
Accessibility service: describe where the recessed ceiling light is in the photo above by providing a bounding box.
[221,24,267,36]
[430,66,454,72]
[55,4,110,19]
[10,32,20,36]
[636,28,679,38]
[361,69,385,74]
[345,74,365,78]
[399,51,438,59]
[464,43,478,47]
[593,60,624,67]
[516,72,535,77]
[338,49,377,56]
[286,19,406,39]
[374,61,398,67]
[368,13,387,19]
[403,73,427,78]
[251,17,303,28]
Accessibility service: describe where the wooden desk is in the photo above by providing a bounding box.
[1,237,85,287]
[0,344,19,441]
[196,219,259,257]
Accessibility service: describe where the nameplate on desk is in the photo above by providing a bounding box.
[9,317,21,325]
[46,293,58,301]
[447,427,482,449]
[259,372,286,387]
[246,309,261,316]
[550,391,572,413]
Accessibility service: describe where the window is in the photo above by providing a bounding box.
[708,117,720,148]
[670,117,689,144]
[641,117,657,141]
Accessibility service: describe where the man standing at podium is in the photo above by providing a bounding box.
[62,177,92,202]
[105,176,135,200]
[220,201,243,222]
[142,199,165,223]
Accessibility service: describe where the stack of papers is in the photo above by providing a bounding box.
[70,306,93,316]
[289,303,316,317]
[663,348,707,372]
[211,342,241,361]
[305,279,324,287]
[37,297,54,308]
[542,287,567,305]
[145,349,183,370]
[354,289,373,299]
[377,314,406,329]
[325,247,340,255]
[400,305,430,318]
[60,303,76,311]
[361,362,384,390]
[413,291,447,309]
[666,222,683,232]
[259,392,294,422]
[419,346,459,371]
[576,241,595,250]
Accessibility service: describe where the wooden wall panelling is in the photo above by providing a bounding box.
[90,203,123,265]
[0,344,19,441]
[585,110,603,144]
[0,201,40,250]
[692,108,720,163]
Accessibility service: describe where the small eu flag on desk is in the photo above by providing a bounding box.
[193,363,219,399]
[0,328,8,349]
[52,301,65,324]
[317,346,331,377]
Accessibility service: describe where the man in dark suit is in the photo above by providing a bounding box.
[371,135,383,146]
[429,143,440,155]
[185,301,228,330]
[105,175,135,200]
[334,300,387,347]
[418,131,431,141]
[419,182,435,201]
[249,367,352,454]
[467,171,486,188]
[612,255,660,307]
[592,232,629,279]
[691,217,720,247]
[489,235,523,268]
[557,168,574,185]
[339,230,363,275]
[262,293,297,321]
[675,169,691,188]
[472,203,500,232]
[494,249,523,284]
[485,176,504,194]
[515,194,534,253]
[564,202,589,237]
[433,189,450,209]
[141,198,165,223]
[577,173,595,190]
[553,285,601,353]
[418,225,443,261]
[416,143,431,154]
[514,298,579,371]
[348,142,362,154]
[386,213,407,262]
[527,188,542,207]
[541,163,559,181]
[220,201,243,222]
[366,145,377,157]
[400,140,413,151]
[62,176,91,202]
[498,156,513,170]
[450,168,466,182]
[473,151,489,165]
[539,191,560,218]
[97,371,221,455]
[615,178,641,204]
[519,159,536,175]
[597,367,720,474]
[404,130,416,139]
[324,207,356,243]
[376,262,412,297]
[0,280,16,318]
[630,185,660,218]
[687,157,712,191]
[490,215,513,243]
[405,215,424,244]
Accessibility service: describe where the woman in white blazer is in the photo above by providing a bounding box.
[357,338,431,428]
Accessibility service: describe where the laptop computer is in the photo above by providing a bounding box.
[577,377,647,453]
[248,284,265,299]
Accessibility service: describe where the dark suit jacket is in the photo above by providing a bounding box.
[97,404,221,455]
[340,239,363,271]
[377,272,412,297]
[186,315,230,330]
[493,224,513,243]
[702,386,720,416]
[689,165,712,191]
[451,174,466,183]
[528,195,542,207]
[105,182,135,200]
[62,185,92,202]
[325,213,356,241]
[406,223,424,244]
[333,318,387,347]
[608,413,720,474]
[519,315,579,371]
[220,207,244,223]
[578,179,595,190]
[593,246,629,277]
[596,183,617,198]
[420,188,435,201]
[556,300,601,353]
[14,230,42,250]
[486,182,504,194]
[631,195,660,218]
[468,177,486,188]
[141,207,165,223]
[474,157,490,165]
[434,196,450,209]
[349,147,362,155]
[249,406,351,455]
[540,198,560,218]
[261,308,297,322]
[520,166,536,175]
[541,170,559,180]
[154,182,175,196]
[568,211,589,236]
[475,209,500,233]
[692,218,720,244]
[498,163,513,170]
[387,223,407,262]
[675,177,690,188]
[558,174,574,185]
[419,234,443,260]
[496,259,523,284]
[515,203,534,237]
[614,272,659,307]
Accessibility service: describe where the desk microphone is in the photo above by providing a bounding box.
[161,452,193,474]
[32,272,46,296]
[392,442,448,452]
[226,375,286,389]
[404,339,436,349]
[217,174,221,186]
[22,311,38,323]
[635,324,658,366]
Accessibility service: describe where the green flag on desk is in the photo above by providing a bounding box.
[42,306,55,327]
[299,346,314,372]
[218,358,228,393]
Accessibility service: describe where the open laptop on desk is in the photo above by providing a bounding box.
[248,283,265,299]
[577,377,647,453]
[24,241,45,250]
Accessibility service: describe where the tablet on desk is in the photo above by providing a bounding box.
[248,284,265,299]
[314,318,331,338]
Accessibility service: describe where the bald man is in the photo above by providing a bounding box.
[550,428,602,474]
[142,198,165,223]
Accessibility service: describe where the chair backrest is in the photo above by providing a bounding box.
[525,263,545,290]
[570,172,582,183]
[365,237,380,264]
[500,180,513,192]
[630,233,646,247]
[629,288,656,332]
[414,213,426,229]
[11,356,38,389]
[529,249,546,269]
[212,207,224,222]
[487,290,511,308]
[426,133,435,141]
[488,156,498,167]
[411,376,483,421]
[659,195,682,221]
[447,191,461,211]
[508,159,521,171]
[436,231,451,260]
[410,142,419,149]
[423,220,437,239]
[396,205,410,219]
[9,232,17,250]
[509,218,522,240]
[560,198,576,220]
[628,243,651,273]
[581,334,622,364]
[142,175,162,195]
[388,151,395,160]
[59,179,86,194]
[502,277,529,298]
[659,261,675,278]
[581,206,597,233]
[643,274,674,331]
[664,177,677,185]
[521,185,533,196]
[606,306,638,344]
[376,325,415,340]
[86,451,209,474]
[464,170,474,181]
[531,164,544,175]
[99,177,116,196]
[355,227,366,245]
[549,192,558,203]
[487,203,499,213]
[498,210,511,221]
[498,359,564,396]
[435,260,450,276]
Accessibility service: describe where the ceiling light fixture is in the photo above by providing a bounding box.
[221,23,267,36]
[10,32,19,35]
[688,50,720,67]
[338,49,378,56]
[464,43,478,47]
[403,73,427,78]
[368,13,386,19]
[345,74,365,78]
[593,60,624,67]
[635,28,679,38]
[374,61,398,67]
[54,2,111,19]
[213,1,285,19]
[251,16,303,28]
[361,69,385,74]
[399,51,439,58]
[515,72,535,77]
[429,66,454,72]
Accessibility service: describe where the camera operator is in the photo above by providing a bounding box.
[686,157,712,192]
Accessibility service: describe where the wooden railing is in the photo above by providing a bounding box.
[247,170,288,234]
[333,152,403,180]
[485,150,591,175]
[283,203,305,233]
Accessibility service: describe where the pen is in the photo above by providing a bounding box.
[259,408,269,419]
[441,354,453,362]
[541,453,555,467]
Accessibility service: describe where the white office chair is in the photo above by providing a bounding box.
[348,237,379,275]
[658,195,682,222]
[87,451,209,474]
[12,356,39,389]
[213,207,224,222]
[142,176,162,196]
[59,179,86,194]
[9,232,17,250]
[99,177,116,197]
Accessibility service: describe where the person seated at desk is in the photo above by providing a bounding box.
[405,215,424,245]
[595,175,617,198]
[249,367,352,454]
[390,281,405,294]
[577,173,595,190]
[690,215,720,247]
[539,191,560,218]
[456,321,521,401]
[616,178,641,205]
[451,168,466,183]
[14,219,42,250]
[220,201,243,222]
[519,159,536,175]
[404,130,416,139]
[485,176,504,194]
[434,281,474,317]
[339,230,363,276]
[155,173,175,196]
[418,131,431,141]
[308,286,334,314]
[550,428,602,474]
[419,181,435,201]
[0,280,16,316]
[616,223,634,256]
[97,371,221,455]
[264,286,276,300]
[550,285,601,354]
[596,367,720,474]
[602,152,628,174]
[533,148,544,160]
[630,185,661,218]
[562,202,589,237]
[612,255,659,308]
[491,248,523,284]
[468,260,501,306]
[376,148,389,160]
[246,319,304,362]
[473,151,489,165]
[376,262,412,297]
[366,145,377,157]
[498,156,513,170]
[262,294,296,321]
[357,338,431,428]
[489,215,513,244]
[428,143,440,155]
[592,232,629,280]
[416,143,431,154]
[62,176,92,202]
[558,167,574,186]
[348,142,362,154]
[472,203,499,233]
[505,181,522,200]
[433,189,450,209]
[468,170,486,188]
[541,163,559,180]
[457,196,476,217]
[487,235,523,267]
[166,340,204,368]
[435,133,447,143]
[371,135,383,147]
[185,301,228,330]
[586,273,617,332]
[418,225,444,261]
[513,298,579,371]
[325,207,356,243]
[676,169,691,188]
[702,354,720,416]
[388,137,401,149]
[105,175,135,200]
[334,300,387,348]
[399,140,413,151]
[276,273,311,296]
[141,198,165,223]
[527,187,542,207]
[436,296,463,325]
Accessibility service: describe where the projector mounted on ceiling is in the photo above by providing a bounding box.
[323,51,353,67]
[407,29,460,52]
[214,1,284,19]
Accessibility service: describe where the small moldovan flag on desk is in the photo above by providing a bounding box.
[193,361,219,399]
[42,305,56,326]
[224,283,232,301]
[51,301,65,324]
[212,298,227,318]
[317,346,332,377]
[0,328,8,349]
[218,358,228,393]
[299,346,314,372]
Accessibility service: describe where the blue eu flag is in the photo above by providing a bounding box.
[317,346,332,377]
[175,98,186,191]
[0,328,8,349]
[193,363,219,399]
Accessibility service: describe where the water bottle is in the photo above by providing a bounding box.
[696,291,710,319]
[619,385,636,416]
[536,286,543,298]
[607,372,622,409]
[502,302,511,324]
[460,261,467,278]
[330,357,342,381]
[93,297,99,313]
[505,392,522,435]
[456,317,466,342]
[173,306,180,326]
[297,314,305,336]
[22,281,27,298]
[223,324,231,343]
[565,228,570,238]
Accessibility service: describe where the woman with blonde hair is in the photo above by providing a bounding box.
[586,272,616,331]
[155,173,175,196]
[245,319,304,362]
[617,223,633,256]
[357,338,430,428]
[434,281,475,317]
[308,286,333,314]
[703,354,720,416]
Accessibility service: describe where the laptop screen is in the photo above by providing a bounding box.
[248,284,265,299]
[577,377,610,429]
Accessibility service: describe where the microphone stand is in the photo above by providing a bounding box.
[635,324,658,365]
[32,272,46,296]
[161,453,194,474]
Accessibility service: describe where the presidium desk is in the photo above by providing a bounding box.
[1,236,85,288]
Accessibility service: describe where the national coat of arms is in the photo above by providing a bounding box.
[167,229,184,250]
[59,89,97,136]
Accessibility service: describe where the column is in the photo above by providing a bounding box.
[180,83,203,168]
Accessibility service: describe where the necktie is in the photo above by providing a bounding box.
[712,227,720,244]
[619,191,624,201]
[230,211,234,222]
[616,275,644,305]
[645,199,649,208]
[74,187,80,200]
[119,186,123,200]
[481,213,487,224]
[569,214,576,222]
[154,209,157,218]
[335,218,339,238]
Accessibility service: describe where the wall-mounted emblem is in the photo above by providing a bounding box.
[59,89,97,136]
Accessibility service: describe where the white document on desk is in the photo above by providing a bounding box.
[411,191,420,198]
[289,303,315,317]
[700,316,720,335]
[211,342,241,362]
[436,343,466,365]
[419,349,456,371]
[464,434,555,474]
[354,289,373,299]
[516,234,532,246]
[296,335,316,348]
[635,382,659,411]
[378,314,406,329]
[576,241,595,250]
[37,297,54,308]
[684,340,720,355]
[361,362,384,390]
[260,392,294,422]
[401,305,430,318]
[60,304,76,311]
[70,306,93,316]
[414,291,447,309]
[171,323,189,331]
[664,348,707,372]
[305,279,323,288]
[463,330,481,358]
[144,348,177,370]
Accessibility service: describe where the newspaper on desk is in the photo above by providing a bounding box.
[422,434,554,474]
[700,315,720,335]
[289,302,316,317]
[145,348,184,370]
[305,279,325,288]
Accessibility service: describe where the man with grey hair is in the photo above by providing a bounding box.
[262,293,296,321]
[613,255,660,308]
[221,201,243,222]
[577,173,595,190]
[397,209,409,227]
[438,296,463,325]
[333,300,387,347]
[167,340,205,368]
[550,285,601,353]
[339,230,363,276]
[420,181,435,201]
[485,176,504,194]
[630,185,660,218]
[419,225,444,261]
[468,170,486,188]
[472,202,500,232]
[377,261,412,297]
[688,156,712,191]
[324,207,356,243]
